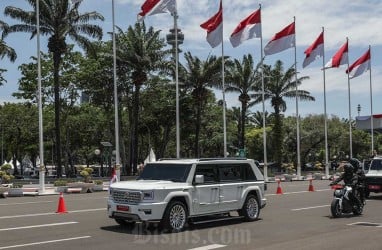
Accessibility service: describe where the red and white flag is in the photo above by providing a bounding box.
[264,22,295,56]
[230,8,261,48]
[200,0,223,48]
[346,48,371,79]
[138,0,176,21]
[302,31,324,68]
[325,40,348,68]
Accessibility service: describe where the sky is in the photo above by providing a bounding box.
[1,0,382,119]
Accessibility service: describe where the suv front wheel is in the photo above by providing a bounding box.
[161,201,188,232]
[239,194,260,221]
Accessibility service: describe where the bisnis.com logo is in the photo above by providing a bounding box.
[132,226,251,245]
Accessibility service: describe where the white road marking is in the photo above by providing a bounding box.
[0,201,54,206]
[0,222,78,231]
[291,205,330,211]
[0,236,91,249]
[0,208,105,220]
[265,188,332,196]
[188,244,226,250]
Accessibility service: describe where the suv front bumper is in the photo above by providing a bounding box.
[107,199,167,222]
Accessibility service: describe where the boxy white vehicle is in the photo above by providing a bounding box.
[107,158,267,232]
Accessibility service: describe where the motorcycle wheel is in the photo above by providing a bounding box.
[331,199,341,218]
[353,204,363,216]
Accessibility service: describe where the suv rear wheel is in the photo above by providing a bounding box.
[161,201,187,232]
[239,194,260,221]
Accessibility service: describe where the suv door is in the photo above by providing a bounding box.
[192,165,220,214]
[218,164,243,211]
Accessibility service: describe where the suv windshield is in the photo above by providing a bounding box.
[137,163,192,182]
[370,159,382,171]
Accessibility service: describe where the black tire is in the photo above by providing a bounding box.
[115,219,136,228]
[239,194,260,221]
[161,201,188,233]
[330,199,341,218]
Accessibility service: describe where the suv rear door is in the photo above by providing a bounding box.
[218,164,243,211]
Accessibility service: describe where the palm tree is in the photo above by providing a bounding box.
[225,54,259,149]
[4,0,104,177]
[250,60,315,165]
[182,52,222,157]
[115,22,169,173]
[0,21,17,63]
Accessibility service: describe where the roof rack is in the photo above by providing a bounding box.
[198,157,248,161]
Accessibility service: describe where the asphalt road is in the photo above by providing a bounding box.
[0,180,381,250]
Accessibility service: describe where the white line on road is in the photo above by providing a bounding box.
[266,188,332,196]
[0,222,78,231]
[0,236,91,250]
[188,244,226,250]
[0,201,54,206]
[0,208,105,220]
[291,205,330,211]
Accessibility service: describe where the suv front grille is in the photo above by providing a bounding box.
[112,190,142,204]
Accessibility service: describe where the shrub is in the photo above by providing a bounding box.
[94,180,103,185]
[54,179,68,187]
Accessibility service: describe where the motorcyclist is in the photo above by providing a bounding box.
[349,158,366,204]
[330,163,362,208]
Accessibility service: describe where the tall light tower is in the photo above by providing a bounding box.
[166,18,184,158]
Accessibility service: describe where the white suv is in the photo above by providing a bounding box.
[107,158,267,232]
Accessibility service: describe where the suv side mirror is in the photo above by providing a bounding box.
[194,175,204,184]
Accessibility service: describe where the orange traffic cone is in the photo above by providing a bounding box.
[56,192,68,213]
[276,179,283,194]
[308,179,315,192]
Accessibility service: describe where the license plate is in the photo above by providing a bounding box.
[368,185,381,190]
[117,205,129,211]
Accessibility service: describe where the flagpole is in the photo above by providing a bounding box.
[259,4,268,181]
[322,27,329,178]
[174,3,180,158]
[293,17,301,179]
[346,37,353,158]
[221,0,227,157]
[37,0,45,193]
[112,0,121,179]
[369,45,374,153]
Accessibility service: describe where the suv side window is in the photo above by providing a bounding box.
[219,165,242,182]
[194,165,217,184]
[243,164,257,181]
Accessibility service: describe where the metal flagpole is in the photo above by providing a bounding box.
[294,17,301,180]
[259,4,268,181]
[37,0,45,193]
[322,27,329,179]
[369,45,374,153]
[346,37,353,158]
[221,1,227,157]
[112,0,121,180]
[174,2,180,158]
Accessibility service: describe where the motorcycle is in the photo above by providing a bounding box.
[330,184,363,218]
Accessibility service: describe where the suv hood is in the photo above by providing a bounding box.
[110,180,189,190]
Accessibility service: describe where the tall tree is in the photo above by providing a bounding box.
[182,52,222,157]
[0,20,17,86]
[115,23,169,173]
[4,0,104,176]
[250,60,315,165]
[225,54,258,149]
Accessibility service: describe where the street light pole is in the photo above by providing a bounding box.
[36,0,45,194]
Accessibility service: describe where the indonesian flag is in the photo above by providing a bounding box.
[302,31,324,68]
[264,22,295,56]
[200,0,223,48]
[138,0,176,21]
[230,8,261,48]
[346,48,371,79]
[325,40,348,68]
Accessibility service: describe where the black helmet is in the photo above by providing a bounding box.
[349,158,361,171]
[344,164,354,174]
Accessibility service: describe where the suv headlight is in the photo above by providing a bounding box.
[142,190,154,200]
